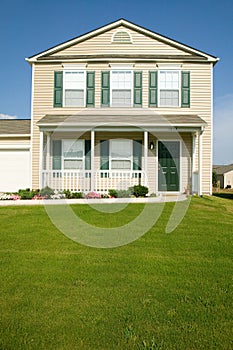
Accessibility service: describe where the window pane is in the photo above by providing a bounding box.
[111,139,132,158]
[112,71,132,89]
[64,160,83,169]
[112,90,131,107]
[65,90,84,107]
[160,90,179,106]
[160,71,179,89]
[111,160,131,170]
[63,140,83,158]
[65,72,84,89]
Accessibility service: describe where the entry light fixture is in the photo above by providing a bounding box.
[149,141,154,150]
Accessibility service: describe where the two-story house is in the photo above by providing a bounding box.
[25,18,219,196]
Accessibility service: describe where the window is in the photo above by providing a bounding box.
[110,139,132,170]
[63,139,84,170]
[112,31,132,43]
[111,71,133,107]
[159,71,180,107]
[64,71,85,107]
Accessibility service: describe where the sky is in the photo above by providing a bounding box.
[0,0,232,164]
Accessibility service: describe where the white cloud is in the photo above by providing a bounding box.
[214,94,233,164]
[0,113,18,120]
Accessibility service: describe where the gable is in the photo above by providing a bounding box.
[48,25,192,58]
[27,19,218,63]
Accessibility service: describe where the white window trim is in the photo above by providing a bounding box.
[63,70,86,108]
[110,70,134,108]
[109,139,133,171]
[158,70,181,108]
[62,139,85,171]
[111,30,133,43]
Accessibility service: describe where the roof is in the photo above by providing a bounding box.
[37,109,206,129]
[213,164,233,175]
[0,119,31,135]
[26,18,219,64]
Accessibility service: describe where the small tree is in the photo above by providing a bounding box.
[212,171,218,188]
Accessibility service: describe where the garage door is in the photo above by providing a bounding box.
[0,149,31,192]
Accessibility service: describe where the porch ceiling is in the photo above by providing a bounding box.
[37,108,207,131]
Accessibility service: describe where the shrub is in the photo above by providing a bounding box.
[132,185,149,197]
[40,186,54,198]
[108,189,118,198]
[212,171,218,188]
[72,192,84,199]
[18,188,39,200]
[116,189,132,198]
[63,190,72,199]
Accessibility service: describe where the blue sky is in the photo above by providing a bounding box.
[0,0,232,164]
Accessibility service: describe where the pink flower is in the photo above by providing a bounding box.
[85,191,102,199]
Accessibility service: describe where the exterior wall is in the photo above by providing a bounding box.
[224,170,233,188]
[0,136,31,192]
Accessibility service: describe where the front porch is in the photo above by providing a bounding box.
[37,109,206,195]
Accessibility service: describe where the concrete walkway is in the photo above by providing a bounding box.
[0,194,187,206]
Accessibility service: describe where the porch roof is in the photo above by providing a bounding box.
[37,109,207,131]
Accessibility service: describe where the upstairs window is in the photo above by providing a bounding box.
[64,71,85,107]
[111,71,133,107]
[159,71,180,107]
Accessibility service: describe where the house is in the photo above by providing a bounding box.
[0,119,31,192]
[23,19,219,195]
[213,164,233,188]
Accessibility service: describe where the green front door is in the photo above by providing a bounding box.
[158,141,180,192]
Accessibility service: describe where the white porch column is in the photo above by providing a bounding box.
[91,130,95,192]
[192,132,196,193]
[198,129,203,196]
[144,131,148,186]
[39,131,44,189]
[46,132,51,170]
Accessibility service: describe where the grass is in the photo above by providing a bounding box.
[0,196,232,349]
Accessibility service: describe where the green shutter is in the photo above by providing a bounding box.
[101,71,110,107]
[85,140,91,170]
[86,72,95,107]
[52,140,62,170]
[100,140,109,178]
[134,71,142,107]
[181,71,190,107]
[133,140,142,170]
[149,71,158,107]
[54,71,63,107]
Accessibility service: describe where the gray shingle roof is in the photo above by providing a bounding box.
[213,164,233,175]
[0,119,31,135]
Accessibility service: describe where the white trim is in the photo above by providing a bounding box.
[156,139,182,194]
[110,70,134,107]
[109,139,133,171]
[109,64,134,69]
[62,64,87,69]
[192,132,196,193]
[157,64,182,69]
[91,131,95,191]
[63,70,86,108]
[26,19,219,63]
[62,139,85,171]
[210,63,213,195]
[30,63,34,190]
[198,130,203,196]
[39,131,44,189]
[144,131,148,186]
[46,132,50,171]
[158,70,181,108]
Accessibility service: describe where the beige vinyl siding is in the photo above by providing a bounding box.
[225,170,233,188]
[32,62,212,193]
[50,26,191,57]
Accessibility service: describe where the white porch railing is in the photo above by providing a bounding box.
[41,170,145,193]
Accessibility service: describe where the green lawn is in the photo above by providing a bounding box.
[0,197,232,350]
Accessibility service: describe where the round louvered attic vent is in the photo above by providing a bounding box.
[112,31,132,43]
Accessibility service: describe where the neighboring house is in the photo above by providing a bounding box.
[213,164,233,188]
[23,18,219,195]
[0,120,31,192]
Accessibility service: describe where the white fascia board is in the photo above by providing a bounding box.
[0,134,31,138]
[0,144,31,150]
